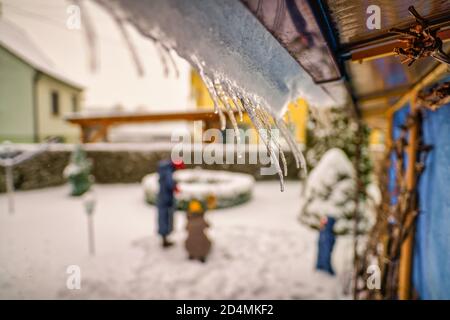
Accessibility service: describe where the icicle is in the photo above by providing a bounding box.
[194,67,227,130]
[255,106,288,177]
[221,97,241,145]
[277,118,300,169]
[225,81,244,122]
[232,96,244,122]
[73,0,98,72]
[156,44,180,78]
[165,49,180,78]
[208,86,227,131]
[214,80,241,145]
[222,82,245,159]
[155,43,170,77]
[123,21,176,78]
[276,118,307,176]
[242,98,285,191]
[100,1,145,77]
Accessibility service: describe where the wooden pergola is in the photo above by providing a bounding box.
[65,110,239,143]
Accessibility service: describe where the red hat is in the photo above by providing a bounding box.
[172,159,185,170]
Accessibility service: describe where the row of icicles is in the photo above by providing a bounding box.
[196,66,307,192]
[79,0,307,191]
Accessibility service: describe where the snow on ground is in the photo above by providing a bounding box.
[0,181,353,299]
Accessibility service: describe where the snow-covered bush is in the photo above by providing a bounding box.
[299,148,379,235]
[63,145,93,196]
[143,168,254,210]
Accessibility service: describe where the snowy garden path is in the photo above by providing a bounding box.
[0,181,352,299]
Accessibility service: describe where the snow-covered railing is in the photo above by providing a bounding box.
[0,139,58,213]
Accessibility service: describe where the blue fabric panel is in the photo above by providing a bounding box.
[413,103,450,299]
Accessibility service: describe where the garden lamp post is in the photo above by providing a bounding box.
[83,190,97,256]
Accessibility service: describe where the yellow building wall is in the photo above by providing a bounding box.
[369,128,385,146]
[36,74,82,142]
[190,70,307,144]
[284,99,307,144]
[191,71,214,109]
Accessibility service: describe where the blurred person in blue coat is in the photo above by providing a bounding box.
[157,159,184,248]
[316,216,336,275]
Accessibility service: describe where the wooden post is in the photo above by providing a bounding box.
[81,126,90,143]
[398,94,419,300]
[385,110,393,150]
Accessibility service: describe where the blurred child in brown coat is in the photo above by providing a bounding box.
[185,196,215,263]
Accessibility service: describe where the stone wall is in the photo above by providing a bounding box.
[0,144,302,192]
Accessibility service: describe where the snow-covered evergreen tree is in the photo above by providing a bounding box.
[299,148,377,235]
[64,145,93,196]
[305,107,372,189]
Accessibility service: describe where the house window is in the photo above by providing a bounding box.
[72,94,78,113]
[51,91,60,116]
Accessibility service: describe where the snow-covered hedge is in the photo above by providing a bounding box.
[143,168,254,209]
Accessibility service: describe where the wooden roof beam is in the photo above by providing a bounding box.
[350,28,450,63]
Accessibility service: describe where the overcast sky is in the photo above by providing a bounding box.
[2,0,192,112]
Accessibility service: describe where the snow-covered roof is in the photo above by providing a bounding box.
[0,18,84,90]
